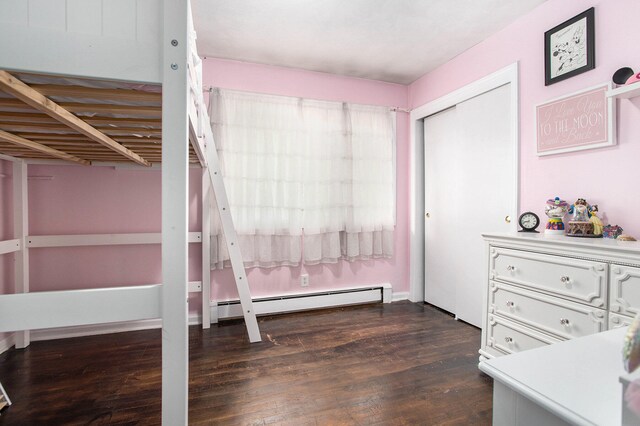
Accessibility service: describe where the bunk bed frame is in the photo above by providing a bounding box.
[0,1,259,423]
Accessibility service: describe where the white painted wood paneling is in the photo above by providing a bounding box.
[0,0,28,24]
[137,0,161,44]
[0,0,162,82]
[66,0,102,36]
[28,0,66,30]
[103,0,137,39]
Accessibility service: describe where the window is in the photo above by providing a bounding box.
[209,89,395,268]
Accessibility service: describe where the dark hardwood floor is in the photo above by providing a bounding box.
[0,301,492,425]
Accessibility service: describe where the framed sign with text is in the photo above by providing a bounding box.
[536,83,615,156]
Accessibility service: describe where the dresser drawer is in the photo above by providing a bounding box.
[487,315,560,355]
[610,264,640,317]
[490,247,607,307]
[609,312,634,329]
[489,281,606,340]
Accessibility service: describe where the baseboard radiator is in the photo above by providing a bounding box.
[213,283,392,321]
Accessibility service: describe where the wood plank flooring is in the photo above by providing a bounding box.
[0,301,492,425]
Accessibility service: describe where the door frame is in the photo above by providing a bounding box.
[408,62,520,303]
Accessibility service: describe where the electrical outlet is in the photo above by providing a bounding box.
[300,274,309,287]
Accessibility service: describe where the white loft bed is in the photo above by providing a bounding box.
[0,1,260,424]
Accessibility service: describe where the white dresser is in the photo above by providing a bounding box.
[480,233,640,360]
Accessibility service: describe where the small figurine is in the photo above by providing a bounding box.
[624,313,640,373]
[544,197,568,235]
[567,198,596,237]
[603,224,624,239]
[619,234,637,242]
[589,205,604,236]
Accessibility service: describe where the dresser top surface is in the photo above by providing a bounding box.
[480,327,628,426]
[483,232,640,255]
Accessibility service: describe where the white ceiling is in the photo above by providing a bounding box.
[192,0,546,85]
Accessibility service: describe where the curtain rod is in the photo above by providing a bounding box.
[202,86,412,113]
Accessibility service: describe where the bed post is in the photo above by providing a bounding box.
[162,0,190,424]
[13,160,29,349]
[201,170,213,327]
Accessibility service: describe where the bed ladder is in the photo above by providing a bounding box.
[0,380,10,413]
[201,126,261,343]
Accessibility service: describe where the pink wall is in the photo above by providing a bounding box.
[202,58,411,300]
[1,165,204,315]
[27,165,203,292]
[409,0,640,236]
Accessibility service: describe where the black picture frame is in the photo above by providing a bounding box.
[544,7,595,86]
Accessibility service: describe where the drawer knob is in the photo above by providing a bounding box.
[506,265,516,272]
[506,301,515,308]
[504,336,513,343]
[560,318,571,326]
[560,276,571,283]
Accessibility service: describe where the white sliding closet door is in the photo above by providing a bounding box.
[423,106,458,315]
[424,84,514,327]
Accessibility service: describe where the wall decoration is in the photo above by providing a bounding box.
[545,7,595,86]
[536,83,615,156]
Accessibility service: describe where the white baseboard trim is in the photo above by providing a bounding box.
[392,291,410,302]
[30,314,201,342]
[212,283,392,321]
[0,333,15,355]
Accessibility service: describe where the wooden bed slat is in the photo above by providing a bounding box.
[0,112,162,128]
[60,103,162,118]
[0,129,90,165]
[0,71,151,166]
[30,84,161,105]
[0,99,161,119]
[0,123,162,137]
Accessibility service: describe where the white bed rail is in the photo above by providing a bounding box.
[26,232,202,248]
[0,239,20,255]
[0,285,161,332]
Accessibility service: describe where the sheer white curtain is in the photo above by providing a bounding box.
[209,89,395,269]
[209,89,304,268]
[303,104,395,264]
